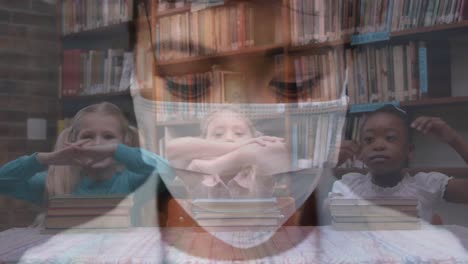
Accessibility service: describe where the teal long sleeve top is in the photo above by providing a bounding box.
[0,144,173,207]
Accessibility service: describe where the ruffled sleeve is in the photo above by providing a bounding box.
[413,171,452,201]
[329,173,367,198]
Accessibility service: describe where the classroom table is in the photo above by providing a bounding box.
[1,225,468,263]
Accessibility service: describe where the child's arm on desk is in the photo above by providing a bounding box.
[187,140,290,176]
[166,136,279,162]
[412,116,468,203]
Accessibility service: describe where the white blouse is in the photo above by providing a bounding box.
[330,172,452,222]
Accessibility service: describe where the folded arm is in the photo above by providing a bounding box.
[187,141,290,177]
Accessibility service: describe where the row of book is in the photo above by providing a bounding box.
[388,0,467,32]
[62,49,134,96]
[289,0,355,45]
[347,41,423,105]
[291,112,346,169]
[281,0,468,45]
[330,197,421,230]
[190,198,284,227]
[155,3,282,61]
[45,195,133,230]
[61,0,134,35]
[154,0,468,48]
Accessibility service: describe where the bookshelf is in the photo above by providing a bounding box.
[129,0,468,227]
[58,0,136,124]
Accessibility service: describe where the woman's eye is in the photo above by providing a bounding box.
[165,75,210,100]
[386,135,397,142]
[269,75,321,100]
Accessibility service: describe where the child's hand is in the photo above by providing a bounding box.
[411,116,459,144]
[71,143,119,169]
[337,140,360,166]
[239,136,285,148]
[37,139,91,166]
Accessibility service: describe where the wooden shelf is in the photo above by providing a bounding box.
[62,21,134,41]
[391,20,468,38]
[61,21,135,50]
[334,167,468,178]
[348,96,468,114]
[155,0,254,18]
[401,96,468,108]
[287,38,351,53]
[157,44,284,66]
[156,6,191,18]
[156,44,284,74]
[61,90,132,101]
[282,21,468,55]
[61,91,135,122]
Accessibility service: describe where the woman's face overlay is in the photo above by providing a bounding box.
[131,1,348,248]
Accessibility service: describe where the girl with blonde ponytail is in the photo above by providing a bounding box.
[0,102,171,226]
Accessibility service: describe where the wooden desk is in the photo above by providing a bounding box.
[1,225,468,263]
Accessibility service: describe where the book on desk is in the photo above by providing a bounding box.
[329,197,421,230]
[191,198,284,227]
[45,194,133,230]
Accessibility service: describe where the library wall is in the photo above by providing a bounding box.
[0,0,58,230]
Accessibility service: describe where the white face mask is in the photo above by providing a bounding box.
[131,84,347,247]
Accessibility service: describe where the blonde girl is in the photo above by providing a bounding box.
[0,102,170,224]
[165,107,289,198]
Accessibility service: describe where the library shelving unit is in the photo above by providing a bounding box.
[138,1,468,163]
[58,0,136,125]
[134,0,468,226]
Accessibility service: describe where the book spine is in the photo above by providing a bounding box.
[418,41,429,96]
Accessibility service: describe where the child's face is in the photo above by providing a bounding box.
[206,112,253,143]
[359,112,412,176]
[76,113,124,169]
[77,113,124,145]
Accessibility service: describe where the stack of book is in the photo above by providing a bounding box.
[191,198,284,227]
[45,194,133,230]
[330,197,420,230]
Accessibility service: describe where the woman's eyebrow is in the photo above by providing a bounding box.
[155,40,216,58]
